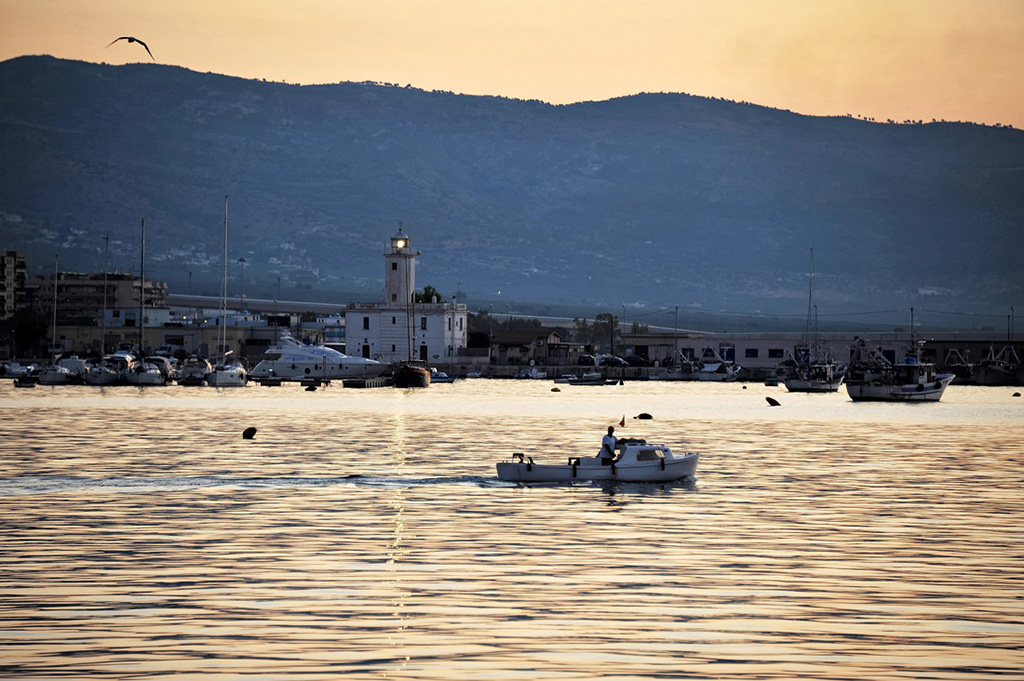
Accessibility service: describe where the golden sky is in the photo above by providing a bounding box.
[2,0,1023,128]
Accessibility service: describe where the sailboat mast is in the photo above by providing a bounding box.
[140,218,146,354]
[101,235,109,354]
[221,195,228,360]
[51,254,58,357]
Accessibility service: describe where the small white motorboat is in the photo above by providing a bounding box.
[124,360,167,386]
[206,359,248,388]
[496,439,699,483]
[430,368,456,383]
[177,356,213,386]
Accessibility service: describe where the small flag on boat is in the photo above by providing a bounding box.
[619,415,625,427]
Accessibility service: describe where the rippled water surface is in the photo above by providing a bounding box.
[2,380,1022,679]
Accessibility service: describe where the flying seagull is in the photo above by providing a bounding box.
[105,36,154,60]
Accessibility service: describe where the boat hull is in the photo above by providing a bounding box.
[206,367,248,387]
[784,377,843,393]
[124,371,166,386]
[392,364,431,388]
[846,375,954,402]
[37,369,76,385]
[82,369,121,386]
[497,452,698,483]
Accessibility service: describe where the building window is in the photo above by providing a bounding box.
[745,348,759,358]
[392,316,396,324]
[768,348,784,359]
[362,317,370,330]
[391,293,397,302]
[391,262,397,270]
[391,344,396,352]
[420,317,427,330]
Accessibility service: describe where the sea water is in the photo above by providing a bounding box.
[1,380,1022,679]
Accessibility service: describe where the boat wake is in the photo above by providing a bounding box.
[0,474,499,496]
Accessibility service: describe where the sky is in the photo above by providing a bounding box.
[1,0,1023,128]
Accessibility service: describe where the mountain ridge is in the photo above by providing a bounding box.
[1,55,1021,326]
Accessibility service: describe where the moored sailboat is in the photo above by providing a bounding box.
[205,195,248,388]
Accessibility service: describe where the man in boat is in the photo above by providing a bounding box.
[600,426,618,465]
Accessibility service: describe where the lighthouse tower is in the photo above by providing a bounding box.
[384,226,416,305]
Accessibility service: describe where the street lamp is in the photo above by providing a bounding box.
[622,304,626,356]
[237,258,246,310]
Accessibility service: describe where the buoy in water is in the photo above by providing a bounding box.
[551,387,561,392]
[634,413,653,420]
[765,397,781,407]
[242,427,257,439]
[305,385,317,392]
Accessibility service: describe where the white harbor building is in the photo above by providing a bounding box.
[344,228,468,366]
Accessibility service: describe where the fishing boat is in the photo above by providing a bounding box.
[778,344,844,392]
[694,345,740,381]
[392,361,431,388]
[496,439,699,483]
[941,348,976,385]
[205,195,248,388]
[778,250,844,393]
[845,337,954,402]
[973,345,1020,386]
[249,334,386,382]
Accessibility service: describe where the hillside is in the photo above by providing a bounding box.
[2,55,1022,325]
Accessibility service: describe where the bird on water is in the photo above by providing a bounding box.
[105,36,154,60]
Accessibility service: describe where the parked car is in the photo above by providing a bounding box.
[599,356,629,367]
[577,354,596,366]
[623,355,651,367]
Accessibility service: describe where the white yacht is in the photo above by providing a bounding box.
[177,356,213,386]
[124,359,167,386]
[38,355,89,385]
[206,355,249,387]
[83,352,133,386]
[250,334,386,382]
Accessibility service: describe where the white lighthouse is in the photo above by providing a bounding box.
[345,227,468,366]
[384,226,416,305]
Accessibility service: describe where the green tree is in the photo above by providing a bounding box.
[414,285,442,303]
[591,313,619,353]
